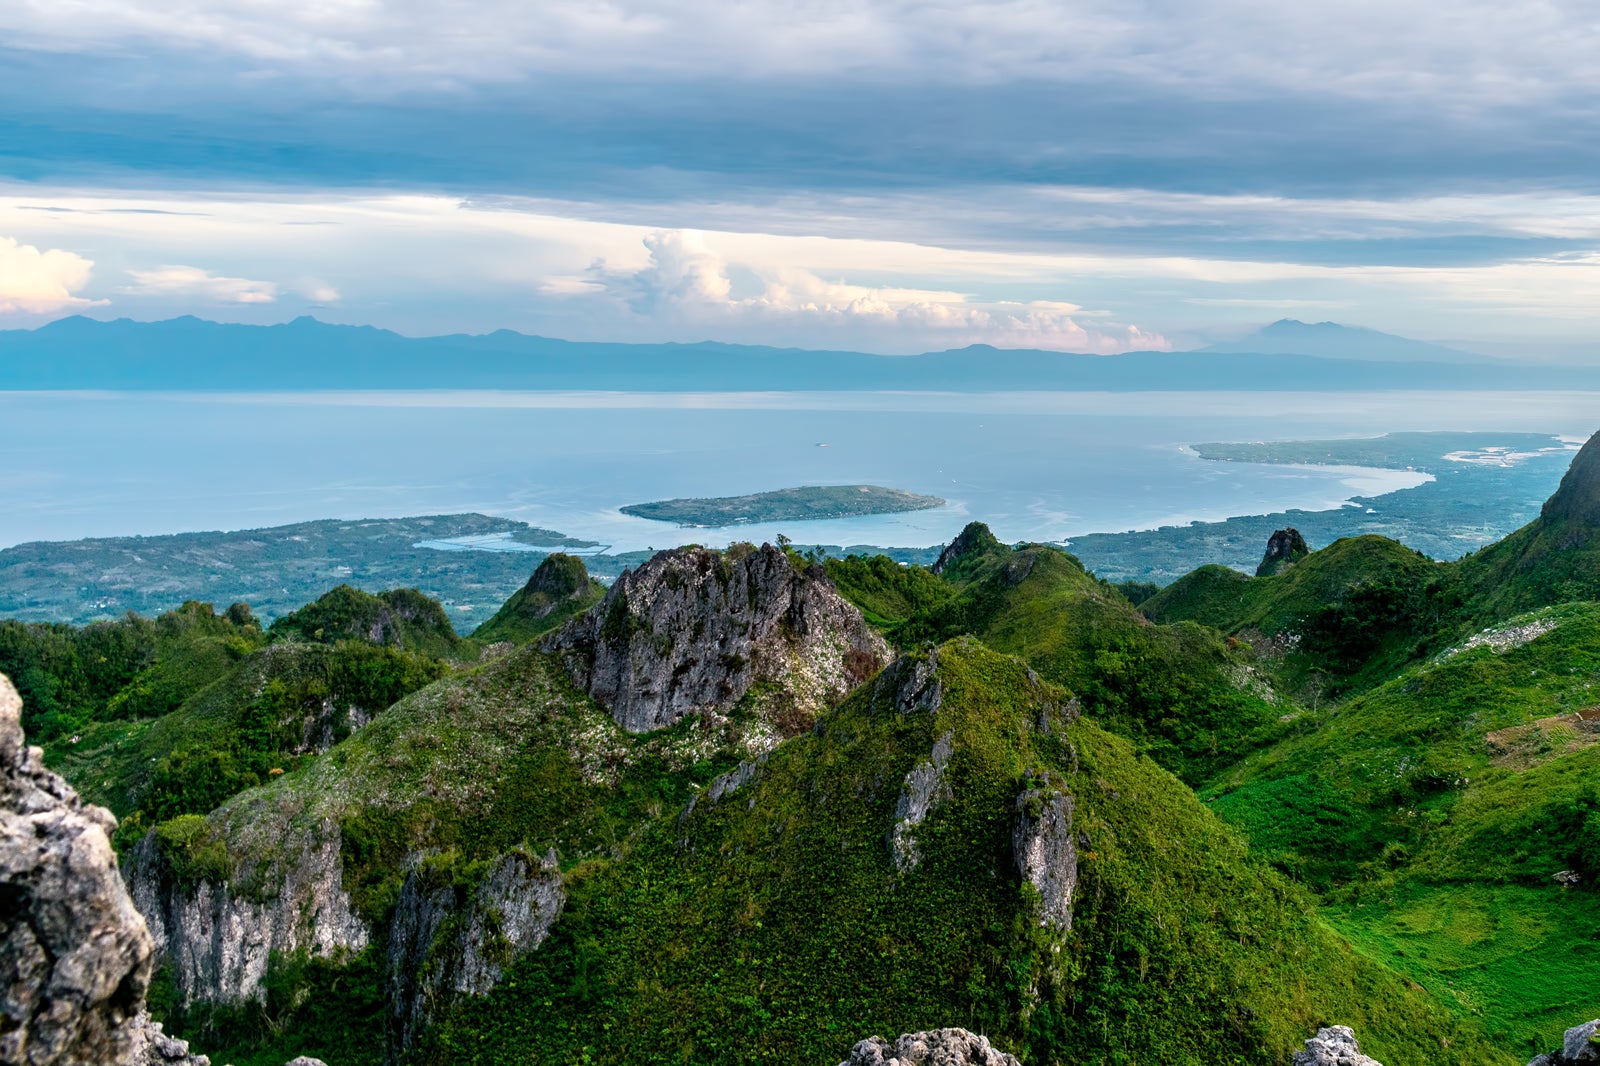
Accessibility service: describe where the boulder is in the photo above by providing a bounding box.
[840,1028,1020,1066]
[0,672,155,1066]
[125,1013,209,1065]
[1527,1018,1600,1065]
[1291,1025,1382,1066]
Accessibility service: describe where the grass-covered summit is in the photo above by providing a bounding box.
[620,484,946,527]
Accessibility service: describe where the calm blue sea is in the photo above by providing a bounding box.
[3,389,1596,551]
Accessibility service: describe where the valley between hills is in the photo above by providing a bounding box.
[7,431,1600,1065]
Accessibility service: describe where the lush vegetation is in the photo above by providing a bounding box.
[420,643,1503,1065]
[472,553,607,645]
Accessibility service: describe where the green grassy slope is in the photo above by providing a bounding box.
[471,553,606,645]
[156,643,759,1064]
[421,640,1503,1066]
[833,532,1290,785]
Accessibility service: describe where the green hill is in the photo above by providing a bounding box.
[420,640,1500,1065]
[471,554,606,645]
[832,525,1290,784]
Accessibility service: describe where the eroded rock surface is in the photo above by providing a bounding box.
[125,1012,209,1065]
[1,673,154,1066]
[546,544,887,733]
[1012,770,1076,931]
[1257,528,1311,577]
[1291,1026,1382,1066]
[1528,1019,1600,1065]
[888,731,955,871]
[840,1028,1020,1066]
[386,849,564,1057]
[125,821,367,1008]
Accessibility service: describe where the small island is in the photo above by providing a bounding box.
[620,485,948,527]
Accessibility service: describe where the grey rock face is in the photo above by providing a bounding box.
[284,1059,330,1066]
[872,650,944,716]
[1257,528,1311,577]
[386,849,563,1057]
[1527,1019,1600,1065]
[707,754,770,804]
[125,821,367,1008]
[840,1028,1020,1066]
[1,672,155,1066]
[546,544,887,733]
[125,1012,209,1065]
[1012,771,1076,931]
[1292,1026,1382,1066]
[888,731,955,871]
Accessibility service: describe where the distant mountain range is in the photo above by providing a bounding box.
[1203,319,1493,364]
[1,314,1592,391]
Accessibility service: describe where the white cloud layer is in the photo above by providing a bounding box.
[585,229,1168,353]
[0,235,99,316]
[4,1,1600,104]
[125,264,279,304]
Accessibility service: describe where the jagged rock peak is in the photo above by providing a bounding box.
[1542,430,1600,527]
[840,1028,1020,1066]
[1,672,156,1066]
[545,543,888,733]
[933,522,1003,576]
[1291,1026,1382,1066]
[1527,1018,1600,1065]
[1257,527,1311,577]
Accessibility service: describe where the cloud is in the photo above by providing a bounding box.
[585,229,1169,353]
[4,0,1598,107]
[125,264,278,304]
[0,235,99,315]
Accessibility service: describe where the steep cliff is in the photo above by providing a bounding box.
[1,673,154,1066]
[546,543,887,734]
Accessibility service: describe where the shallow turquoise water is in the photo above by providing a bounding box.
[2,389,1594,551]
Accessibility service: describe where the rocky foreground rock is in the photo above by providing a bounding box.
[1,672,153,1066]
[840,1028,1020,1066]
[1291,1026,1382,1065]
[547,543,888,733]
[1528,1019,1600,1065]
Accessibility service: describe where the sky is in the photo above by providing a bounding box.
[2,1,1600,356]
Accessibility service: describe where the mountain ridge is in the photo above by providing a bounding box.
[3,314,1591,392]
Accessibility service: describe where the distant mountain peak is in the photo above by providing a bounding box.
[1203,320,1488,364]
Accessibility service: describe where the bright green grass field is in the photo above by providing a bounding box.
[1326,884,1600,1060]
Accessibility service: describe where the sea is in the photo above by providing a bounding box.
[3,389,1597,552]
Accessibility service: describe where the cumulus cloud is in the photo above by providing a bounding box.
[0,235,100,316]
[125,264,278,304]
[585,230,1168,353]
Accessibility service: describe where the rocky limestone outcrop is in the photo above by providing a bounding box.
[1257,528,1311,577]
[386,849,564,1058]
[888,731,955,871]
[1,673,155,1066]
[871,649,945,717]
[517,553,594,617]
[125,1012,209,1065]
[1528,1019,1600,1065]
[546,544,887,733]
[1542,430,1600,528]
[124,820,367,1008]
[1012,769,1076,931]
[840,1028,1020,1066]
[933,522,1003,576]
[1291,1026,1382,1066]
